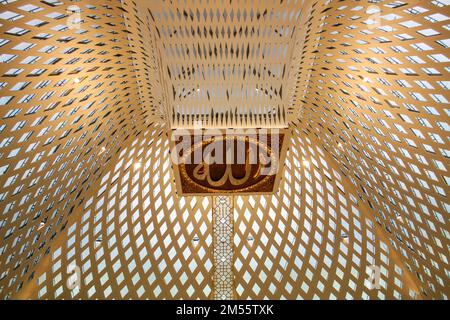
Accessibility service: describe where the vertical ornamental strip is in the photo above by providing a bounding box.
[212,196,235,300]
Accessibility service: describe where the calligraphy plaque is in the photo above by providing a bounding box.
[170,128,290,196]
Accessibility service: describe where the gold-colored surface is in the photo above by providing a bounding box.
[21,128,422,299]
[0,0,448,300]
[0,0,150,298]
[296,0,450,299]
[212,196,234,300]
[174,132,286,195]
[124,0,306,128]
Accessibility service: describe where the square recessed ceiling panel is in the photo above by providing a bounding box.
[135,0,309,128]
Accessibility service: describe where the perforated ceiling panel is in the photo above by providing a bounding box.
[14,125,421,300]
[0,0,449,300]
[0,0,147,298]
[122,0,311,128]
[295,0,450,299]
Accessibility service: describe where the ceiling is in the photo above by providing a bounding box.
[0,0,448,299]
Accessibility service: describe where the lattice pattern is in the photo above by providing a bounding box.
[0,0,448,300]
[295,0,449,299]
[122,0,312,128]
[21,126,420,299]
[212,196,234,300]
[233,124,420,299]
[19,128,213,299]
[0,0,146,299]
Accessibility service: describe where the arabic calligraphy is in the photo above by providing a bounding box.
[176,133,285,194]
[193,146,256,187]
